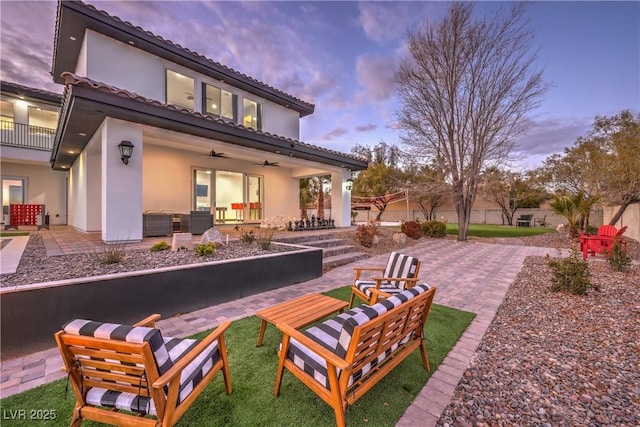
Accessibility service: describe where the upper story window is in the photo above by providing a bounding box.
[28,106,58,130]
[242,98,262,130]
[203,83,237,122]
[166,69,194,110]
[0,100,14,123]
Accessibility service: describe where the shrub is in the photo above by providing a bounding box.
[258,230,274,250]
[422,220,447,238]
[584,225,598,235]
[194,242,216,257]
[607,238,631,272]
[546,249,597,295]
[239,229,256,246]
[401,220,422,240]
[93,245,125,265]
[150,241,170,252]
[355,224,375,248]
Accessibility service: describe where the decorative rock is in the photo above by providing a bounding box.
[372,235,379,245]
[392,232,407,245]
[201,227,224,245]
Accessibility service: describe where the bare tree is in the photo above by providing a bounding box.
[396,3,546,240]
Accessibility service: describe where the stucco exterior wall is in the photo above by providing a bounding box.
[0,162,67,225]
[603,204,640,242]
[142,143,299,219]
[81,30,301,140]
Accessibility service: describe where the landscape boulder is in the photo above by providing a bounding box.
[201,227,224,245]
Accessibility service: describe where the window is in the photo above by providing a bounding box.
[194,169,212,211]
[1,101,14,127]
[28,107,58,130]
[202,83,237,122]
[243,98,261,129]
[166,70,195,110]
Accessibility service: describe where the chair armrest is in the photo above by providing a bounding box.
[276,323,350,370]
[152,321,231,389]
[134,314,162,328]
[353,267,385,273]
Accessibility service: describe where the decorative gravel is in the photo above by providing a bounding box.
[0,234,295,288]
[438,256,640,426]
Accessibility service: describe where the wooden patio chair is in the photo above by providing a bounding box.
[349,251,421,307]
[55,314,232,427]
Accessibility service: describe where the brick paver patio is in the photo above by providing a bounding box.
[0,237,557,426]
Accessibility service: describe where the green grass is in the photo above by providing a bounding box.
[0,232,30,237]
[446,223,555,238]
[0,287,475,427]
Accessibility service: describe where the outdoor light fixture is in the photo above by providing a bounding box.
[346,178,353,191]
[118,140,134,165]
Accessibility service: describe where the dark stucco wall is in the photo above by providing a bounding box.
[0,247,322,359]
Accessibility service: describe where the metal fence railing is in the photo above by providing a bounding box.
[0,120,55,150]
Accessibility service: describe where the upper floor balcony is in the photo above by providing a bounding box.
[1,120,55,151]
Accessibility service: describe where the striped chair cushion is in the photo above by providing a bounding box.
[63,320,221,412]
[164,337,221,404]
[62,319,173,375]
[353,281,410,299]
[86,387,156,416]
[286,284,431,390]
[383,252,420,288]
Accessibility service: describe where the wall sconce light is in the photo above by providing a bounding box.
[117,140,134,165]
[346,178,353,191]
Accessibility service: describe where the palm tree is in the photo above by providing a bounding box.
[549,191,598,237]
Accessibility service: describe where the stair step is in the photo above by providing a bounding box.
[273,233,339,245]
[322,245,360,257]
[322,251,368,269]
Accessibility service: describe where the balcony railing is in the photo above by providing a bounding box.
[0,120,55,150]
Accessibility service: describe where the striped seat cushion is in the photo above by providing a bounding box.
[286,284,431,390]
[354,280,410,298]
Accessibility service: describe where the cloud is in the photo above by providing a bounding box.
[355,124,377,132]
[321,127,348,141]
[0,1,58,91]
[357,2,414,43]
[354,54,397,104]
[514,116,591,157]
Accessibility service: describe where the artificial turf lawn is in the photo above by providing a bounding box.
[446,223,556,238]
[0,286,475,426]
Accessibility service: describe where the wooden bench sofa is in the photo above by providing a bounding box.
[274,283,436,427]
[55,314,232,427]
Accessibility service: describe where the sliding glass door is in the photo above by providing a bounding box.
[213,171,262,224]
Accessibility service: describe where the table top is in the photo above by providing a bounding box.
[257,293,348,329]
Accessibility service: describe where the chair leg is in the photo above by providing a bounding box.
[274,336,290,396]
[70,407,82,427]
[348,291,356,309]
[419,341,430,372]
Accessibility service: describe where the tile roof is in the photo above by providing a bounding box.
[53,1,314,113]
[0,80,62,103]
[59,72,366,165]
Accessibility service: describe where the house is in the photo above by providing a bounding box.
[1,81,67,227]
[2,1,367,243]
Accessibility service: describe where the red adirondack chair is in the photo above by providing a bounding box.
[582,225,628,259]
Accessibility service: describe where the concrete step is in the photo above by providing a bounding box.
[273,233,339,245]
[322,244,361,258]
[322,251,368,269]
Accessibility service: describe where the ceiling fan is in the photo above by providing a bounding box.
[202,150,229,158]
[253,160,279,167]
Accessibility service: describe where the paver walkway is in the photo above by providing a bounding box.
[0,238,556,426]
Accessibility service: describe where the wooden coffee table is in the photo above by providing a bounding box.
[256,293,348,346]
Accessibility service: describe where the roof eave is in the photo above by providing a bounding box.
[51,84,366,172]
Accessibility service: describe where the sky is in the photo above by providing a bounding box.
[1,1,638,170]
